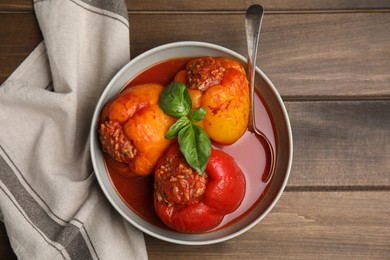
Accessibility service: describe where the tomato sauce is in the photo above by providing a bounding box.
[126,57,193,87]
[105,57,277,232]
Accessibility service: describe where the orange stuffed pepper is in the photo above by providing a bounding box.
[99,83,175,177]
[174,57,249,145]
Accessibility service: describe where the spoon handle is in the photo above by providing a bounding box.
[245,5,275,182]
[245,5,264,132]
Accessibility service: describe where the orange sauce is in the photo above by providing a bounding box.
[105,57,277,232]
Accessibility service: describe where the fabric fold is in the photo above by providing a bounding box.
[0,0,147,259]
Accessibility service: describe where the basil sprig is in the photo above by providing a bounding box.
[159,82,211,174]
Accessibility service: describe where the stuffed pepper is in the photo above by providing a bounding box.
[154,142,246,233]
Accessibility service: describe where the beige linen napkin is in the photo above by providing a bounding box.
[0,0,147,259]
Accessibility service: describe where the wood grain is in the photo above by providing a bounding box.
[126,0,390,12]
[2,0,390,12]
[0,0,32,11]
[1,0,389,259]
[286,100,390,188]
[128,12,390,98]
[126,0,390,11]
[146,191,390,259]
[0,13,42,84]
[2,12,389,99]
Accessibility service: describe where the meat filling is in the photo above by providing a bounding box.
[99,120,137,163]
[154,150,208,207]
[186,56,225,91]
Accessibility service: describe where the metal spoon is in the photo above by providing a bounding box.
[245,5,275,182]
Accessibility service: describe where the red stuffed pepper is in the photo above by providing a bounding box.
[154,142,246,233]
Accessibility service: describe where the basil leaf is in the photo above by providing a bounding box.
[192,124,212,173]
[178,124,211,174]
[165,116,191,139]
[159,81,211,175]
[158,82,192,117]
[188,107,206,122]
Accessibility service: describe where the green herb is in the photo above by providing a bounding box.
[188,107,206,122]
[158,82,192,117]
[178,124,211,173]
[165,116,190,139]
[159,82,211,174]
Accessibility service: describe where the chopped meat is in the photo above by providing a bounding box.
[186,57,225,91]
[154,145,208,207]
[99,120,137,163]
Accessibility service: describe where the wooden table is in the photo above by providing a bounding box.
[1,1,389,259]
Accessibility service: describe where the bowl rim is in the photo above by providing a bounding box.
[90,41,293,245]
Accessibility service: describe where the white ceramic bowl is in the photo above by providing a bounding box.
[90,41,293,245]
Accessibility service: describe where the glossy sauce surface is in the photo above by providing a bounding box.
[105,57,277,231]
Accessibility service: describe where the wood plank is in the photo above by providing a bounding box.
[260,12,390,99]
[0,223,16,259]
[1,12,390,97]
[126,0,390,11]
[0,13,42,84]
[285,100,390,188]
[0,0,32,11]
[0,13,41,46]
[145,191,390,259]
[1,191,389,258]
[2,0,390,12]
[128,12,390,98]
